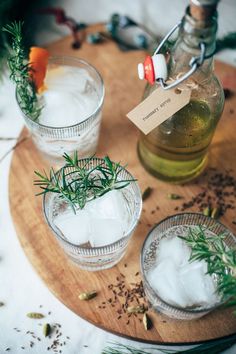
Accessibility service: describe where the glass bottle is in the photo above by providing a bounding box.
[137,6,224,183]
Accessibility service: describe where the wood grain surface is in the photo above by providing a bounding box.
[9,25,236,344]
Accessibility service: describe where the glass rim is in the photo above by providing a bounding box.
[16,55,105,130]
[140,212,235,314]
[43,157,142,251]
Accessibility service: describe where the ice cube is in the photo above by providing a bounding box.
[39,90,94,127]
[179,260,219,307]
[89,218,125,247]
[39,66,98,127]
[45,66,89,93]
[53,190,130,248]
[53,209,91,245]
[148,259,191,308]
[158,236,191,266]
[86,190,129,226]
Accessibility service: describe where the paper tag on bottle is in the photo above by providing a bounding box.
[127,87,191,135]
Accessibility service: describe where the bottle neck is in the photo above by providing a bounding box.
[169,6,217,78]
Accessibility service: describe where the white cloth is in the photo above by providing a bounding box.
[1,0,236,350]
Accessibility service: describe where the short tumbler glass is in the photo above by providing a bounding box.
[16,56,104,165]
[43,158,142,271]
[141,213,236,320]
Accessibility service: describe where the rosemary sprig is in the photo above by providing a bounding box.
[34,152,136,212]
[2,21,41,121]
[179,226,236,309]
[102,336,236,354]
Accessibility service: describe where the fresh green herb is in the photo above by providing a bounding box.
[142,187,153,201]
[34,152,136,212]
[179,226,236,309]
[2,21,41,121]
[216,32,236,53]
[102,335,236,354]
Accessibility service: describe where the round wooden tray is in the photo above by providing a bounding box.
[9,28,236,344]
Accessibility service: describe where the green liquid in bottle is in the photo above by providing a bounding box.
[138,99,219,183]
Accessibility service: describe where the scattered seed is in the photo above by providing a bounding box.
[211,206,221,219]
[142,187,153,201]
[203,206,211,216]
[79,290,97,301]
[167,193,182,200]
[43,323,51,337]
[143,313,153,330]
[127,305,145,314]
[223,88,234,99]
[27,312,44,319]
[5,348,10,352]
[0,302,4,307]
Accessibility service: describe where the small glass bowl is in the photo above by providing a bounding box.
[16,56,104,165]
[140,213,236,320]
[43,157,142,271]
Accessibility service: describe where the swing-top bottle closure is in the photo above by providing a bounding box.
[138,1,218,89]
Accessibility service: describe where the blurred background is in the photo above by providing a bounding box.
[0,0,236,65]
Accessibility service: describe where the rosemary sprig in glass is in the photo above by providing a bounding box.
[3,21,41,121]
[34,152,136,212]
[179,226,236,309]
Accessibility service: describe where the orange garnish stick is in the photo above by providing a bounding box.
[29,47,49,93]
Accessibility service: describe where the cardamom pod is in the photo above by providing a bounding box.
[78,290,97,301]
[143,312,152,330]
[127,305,145,314]
[211,207,220,219]
[167,193,182,200]
[142,187,153,201]
[43,323,51,337]
[27,312,44,319]
[0,302,4,307]
[203,206,211,216]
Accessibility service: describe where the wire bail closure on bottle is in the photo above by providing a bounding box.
[138,21,214,90]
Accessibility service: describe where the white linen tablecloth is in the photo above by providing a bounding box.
[1,0,236,349]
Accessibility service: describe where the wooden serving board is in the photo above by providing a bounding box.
[9,25,236,344]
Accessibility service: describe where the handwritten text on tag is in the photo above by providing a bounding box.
[127,87,191,135]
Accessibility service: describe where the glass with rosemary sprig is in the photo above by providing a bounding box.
[17,56,104,165]
[35,153,142,271]
[141,213,236,320]
[4,21,104,165]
